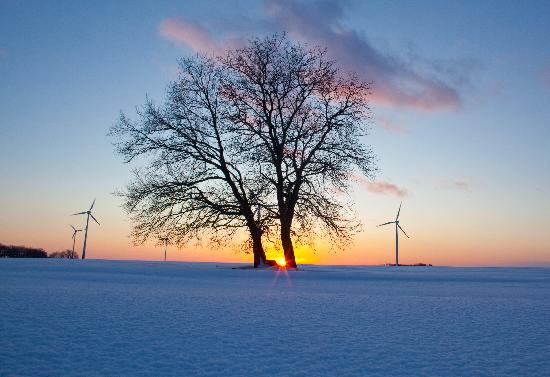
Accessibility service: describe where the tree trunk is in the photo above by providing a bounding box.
[250,227,277,268]
[280,223,297,268]
[252,229,265,267]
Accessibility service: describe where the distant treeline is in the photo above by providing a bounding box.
[0,243,78,259]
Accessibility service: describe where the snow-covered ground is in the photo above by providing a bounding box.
[1,259,549,376]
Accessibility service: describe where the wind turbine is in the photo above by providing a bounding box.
[69,225,82,258]
[160,237,169,261]
[72,199,100,260]
[378,202,410,266]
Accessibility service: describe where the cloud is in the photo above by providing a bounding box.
[436,178,471,191]
[364,181,408,197]
[159,18,243,55]
[159,18,217,53]
[377,117,407,134]
[264,0,463,111]
[159,0,468,111]
[358,178,408,197]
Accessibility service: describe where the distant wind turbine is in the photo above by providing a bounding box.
[378,202,410,266]
[69,225,82,258]
[160,237,169,261]
[72,199,100,260]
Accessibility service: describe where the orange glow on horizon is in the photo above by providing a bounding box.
[3,221,549,267]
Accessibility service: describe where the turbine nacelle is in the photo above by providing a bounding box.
[70,224,83,239]
[73,199,100,225]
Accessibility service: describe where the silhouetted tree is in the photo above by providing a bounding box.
[222,35,376,267]
[0,243,48,258]
[111,34,375,268]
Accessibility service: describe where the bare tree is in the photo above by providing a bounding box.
[221,35,376,267]
[110,57,276,267]
[111,34,375,268]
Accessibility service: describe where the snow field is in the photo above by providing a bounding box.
[1,260,549,376]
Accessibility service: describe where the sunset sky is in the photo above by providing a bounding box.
[1,0,549,266]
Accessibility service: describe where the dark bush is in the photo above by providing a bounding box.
[49,249,79,259]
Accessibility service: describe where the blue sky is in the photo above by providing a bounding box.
[1,0,549,265]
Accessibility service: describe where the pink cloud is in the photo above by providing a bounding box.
[355,177,408,197]
[264,0,462,111]
[377,117,407,134]
[159,1,468,111]
[159,18,219,53]
[364,181,408,197]
[159,18,243,55]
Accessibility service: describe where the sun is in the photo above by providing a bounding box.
[277,258,287,267]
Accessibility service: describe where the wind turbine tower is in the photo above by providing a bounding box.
[69,225,82,258]
[160,237,169,261]
[378,202,410,266]
[73,199,100,260]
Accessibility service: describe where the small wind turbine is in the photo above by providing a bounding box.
[378,202,410,266]
[69,225,82,258]
[72,199,100,260]
[160,237,169,261]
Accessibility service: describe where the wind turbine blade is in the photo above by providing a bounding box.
[70,224,76,231]
[90,213,100,225]
[398,224,410,238]
[72,211,87,215]
[89,198,96,211]
[377,221,395,227]
[396,202,402,220]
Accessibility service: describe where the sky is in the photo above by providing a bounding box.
[1,0,549,266]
